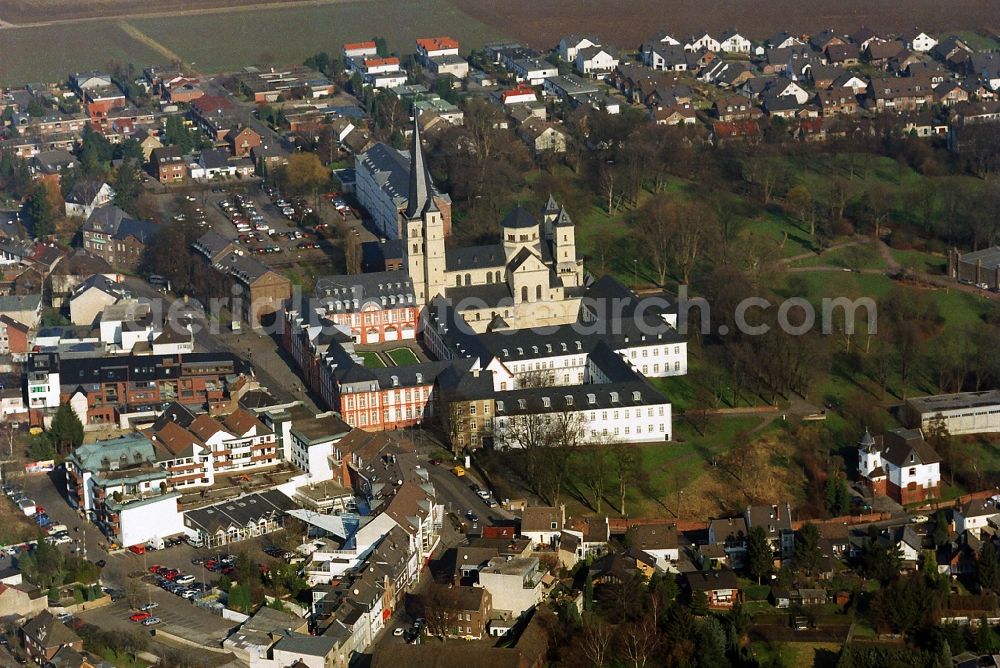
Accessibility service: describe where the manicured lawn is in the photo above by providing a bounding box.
[386,347,420,366]
[359,351,386,369]
[891,248,946,275]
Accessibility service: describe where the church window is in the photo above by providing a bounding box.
[455,276,461,287]
[465,273,471,285]
[535,285,542,300]
[521,286,528,302]
[486,273,493,283]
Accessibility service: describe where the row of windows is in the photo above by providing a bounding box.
[593,424,667,436]
[629,345,683,358]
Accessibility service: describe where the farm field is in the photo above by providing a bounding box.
[446,0,1000,51]
[0,0,329,23]
[0,0,505,85]
[0,21,164,84]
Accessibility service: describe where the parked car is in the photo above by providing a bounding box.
[129,612,151,622]
[142,617,161,626]
[141,602,158,611]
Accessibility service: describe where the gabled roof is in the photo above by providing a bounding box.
[879,428,941,467]
[223,408,269,437]
[686,569,739,591]
[22,610,82,649]
[66,179,108,205]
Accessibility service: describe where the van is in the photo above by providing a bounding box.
[451,466,465,477]
[186,535,204,548]
[46,524,68,536]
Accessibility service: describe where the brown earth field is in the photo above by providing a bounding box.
[446,0,1000,50]
[0,0,334,24]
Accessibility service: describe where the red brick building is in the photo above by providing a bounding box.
[151,146,188,183]
[226,126,261,158]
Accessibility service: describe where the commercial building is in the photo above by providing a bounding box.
[64,433,186,546]
[905,391,1000,435]
[477,557,544,618]
[183,489,297,548]
[26,351,255,428]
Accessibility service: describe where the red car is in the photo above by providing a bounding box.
[129,611,151,622]
[148,565,161,574]
[163,570,181,581]
[129,544,145,555]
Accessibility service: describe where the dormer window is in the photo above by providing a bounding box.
[542,397,551,408]
[518,399,526,409]
[587,393,596,405]
[565,395,573,406]
[497,400,505,411]
[632,391,641,401]
[610,391,619,402]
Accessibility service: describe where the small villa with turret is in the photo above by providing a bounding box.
[857,427,942,505]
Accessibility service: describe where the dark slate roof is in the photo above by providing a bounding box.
[66,179,106,205]
[114,218,159,243]
[50,351,246,387]
[193,231,236,260]
[201,148,230,169]
[494,379,667,417]
[445,244,506,271]
[313,270,415,313]
[686,569,739,592]
[445,282,512,308]
[82,205,127,234]
[501,205,539,230]
[184,489,296,534]
[436,362,494,400]
[880,428,941,467]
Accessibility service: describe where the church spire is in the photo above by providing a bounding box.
[405,118,436,219]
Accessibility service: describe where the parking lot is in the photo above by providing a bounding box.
[76,587,238,649]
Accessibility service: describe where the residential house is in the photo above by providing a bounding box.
[517,119,567,154]
[849,27,883,52]
[64,180,113,218]
[955,499,999,538]
[745,503,795,563]
[520,505,564,549]
[826,43,860,66]
[650,103,696,125]
[81,205,159,271]
[767,31,804,49]
[629,523,680,571]
[866,40,906,68]
[431,586,492,639]
[817,89,859,115]
[69,274,128,326]
[712,120,761,144]
[932,36,974,67]
[133,129,162,161]
[0,293,41,329]
[714,95,759,121]
[867,75,936,111]
[575,46,619,76]
[686,570,741,609]
[558,34,600,62]
[0,315,30,357]
[708,516,749,568]
[150,146,187,184]
[22,611,83,664]
[718,29,752,54]
[809,29,845,52]
[225,126,261,158]
[903,29,938,53]
[477,557,545,618]
[858,427,942,504]
[685,31,722,52]
[642,44,694,72]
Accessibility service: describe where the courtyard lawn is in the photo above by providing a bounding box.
[359,351,386,369]
[386,347,420,366]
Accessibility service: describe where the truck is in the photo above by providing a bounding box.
[145,537,165,551]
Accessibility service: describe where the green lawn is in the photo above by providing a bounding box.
[359,351,386,369]
[891,248,946,275]
[386,347,420,366]
[790,242,884,271]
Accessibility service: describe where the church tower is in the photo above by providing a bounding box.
[401,121,446,305]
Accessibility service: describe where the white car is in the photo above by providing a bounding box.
[142,617,161,626]
[393,627,406,637]
[910,515,929,524]
[141,602,159,611]
[174,574,196,585]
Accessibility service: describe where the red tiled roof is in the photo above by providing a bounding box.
[417,37,459,51]
[344,41,376,51]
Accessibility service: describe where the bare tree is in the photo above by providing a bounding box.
[619,617,658,668]
[610,439,637,517]
[576,446,610,513]
[579,618,613,668]
[419,583,461,638]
